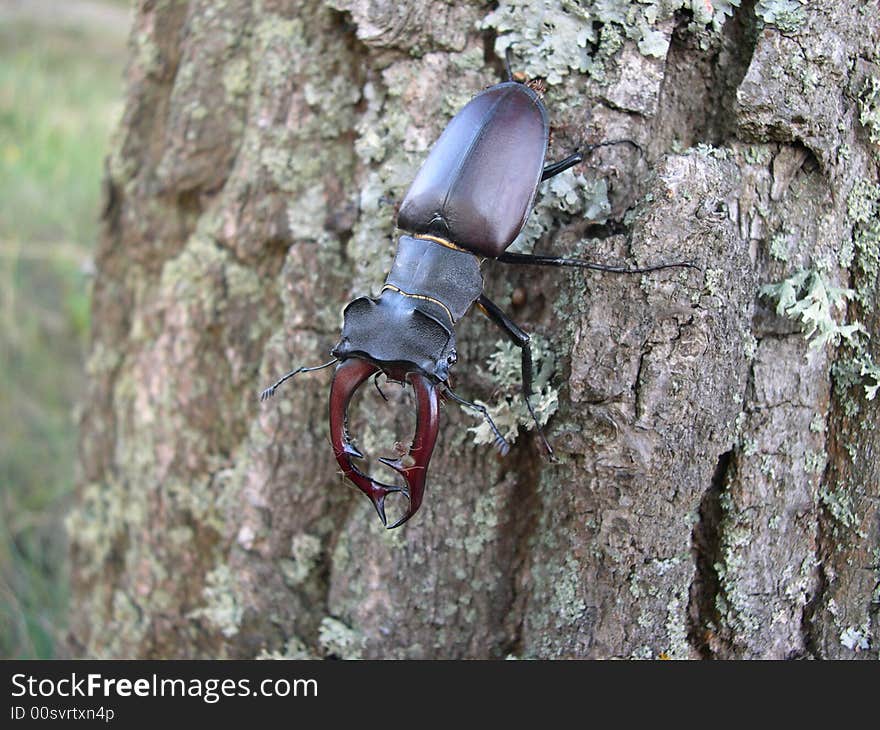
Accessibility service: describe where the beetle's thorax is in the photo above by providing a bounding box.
[332,235,483,381]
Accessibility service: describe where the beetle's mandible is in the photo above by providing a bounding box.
[261,67,695,528]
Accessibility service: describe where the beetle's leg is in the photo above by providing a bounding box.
[496,251,699,274]
[442,385,510,456]
[504,46,515,82]
[372,372,389,402]
[542,140,645,182]
[477,294,555,459]
[582,139,644,157]
[541,153,583,181]
[259,358,338,401]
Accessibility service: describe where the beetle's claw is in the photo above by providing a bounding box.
[377,455,409,475]
[329,359,440,528]
[259,386,275,401]
[387,508,417,530]
[367,484,408,527]
[343,441,364,460]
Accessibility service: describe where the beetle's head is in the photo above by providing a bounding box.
[328,357,439,529]
[326,293,455,527]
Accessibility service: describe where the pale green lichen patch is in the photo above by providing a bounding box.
[629,555,692,659]
[826,179,880,404]
[256,636,314,660]
[161,231,259,311]
[284,184,333,244]
[832,357,863,418]
[511,169,611,252]
[760,269,864,350]
[189,564,244,638]
[768,232,789,262]
[858,76,880,146]
[132,30,162,78]
[804,449,826,475]
[318,617,364,659]
[463,489,503,557]
[222,56,251,99]
[692,142,731,161]
[860,357,880,400]
[481,1,595,84]
[819,485,859,531]
[704,268,725,297]
[638,28,669,59]
[838,235,855,269]
[251,15,303,84]
[346,170,399,293]
[847,178,880,224]
[165,477,233,535]
[743,331,759,360]
[840,624,871,651]
[846,180,880,306]
[278,533,323,587]
[65,481,136,578]
[303,74,361,139]
[481,1,742,86]
[469,337,559,447]
[755,0,806,33]
[102,590,149,657]
[664,588,690,659]
[550,556,588,626]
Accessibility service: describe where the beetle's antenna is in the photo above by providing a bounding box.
[496,251,700,274]
[442,386,510,456]
[542,153,583,181]
[259,358,338,401]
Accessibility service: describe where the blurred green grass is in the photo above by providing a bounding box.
[0,10,127,657]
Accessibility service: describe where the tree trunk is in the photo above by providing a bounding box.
[69,0,879,659]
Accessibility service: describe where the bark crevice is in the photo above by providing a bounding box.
[651,0,760,155]
[687,450,732,659]
[498,446,545,658]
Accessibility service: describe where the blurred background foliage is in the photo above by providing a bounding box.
[0,0,129,658]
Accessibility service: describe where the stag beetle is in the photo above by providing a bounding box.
[261,64,694,529]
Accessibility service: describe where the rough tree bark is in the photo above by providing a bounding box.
[69,0,879,659]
